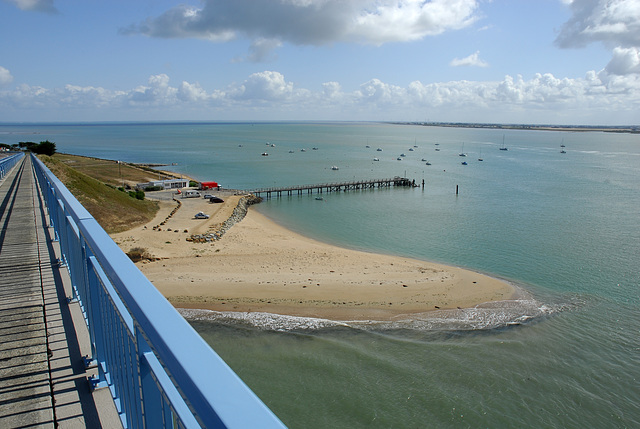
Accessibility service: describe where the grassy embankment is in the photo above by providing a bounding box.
[39,153,171,233]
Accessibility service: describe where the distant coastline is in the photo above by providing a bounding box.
[392,121,640,134]
[2,120,638,134]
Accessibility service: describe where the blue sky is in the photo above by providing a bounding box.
[1,0,639,124]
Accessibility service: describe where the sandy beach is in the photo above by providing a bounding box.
[112,189,515,321]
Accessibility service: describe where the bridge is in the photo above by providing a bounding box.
[0,153,285,428]
[249,176,416,198]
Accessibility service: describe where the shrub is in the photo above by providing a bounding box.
[126,247,150,262]
[144,185,163,192]
[189,180,197,187]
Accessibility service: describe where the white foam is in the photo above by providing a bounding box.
[178,297,565,332]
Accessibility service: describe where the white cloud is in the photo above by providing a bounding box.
[322,81,342,98]
[450,51,488,67]
[123,0,480,48]
[1,70,638,123]
[556,0,640,49]
[605,46,640,75]
[0,66,14,85]
[5,0,57,14]
[129,74,178,105]
[178,81,209,102]
[232,71,295,100]
[357,79,406,103]
[232,38,283,63]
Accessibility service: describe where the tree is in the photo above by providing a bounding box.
[31,140,57,156]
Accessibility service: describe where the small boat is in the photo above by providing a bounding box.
[400,153,406,157]
[365,145,371,148]
[421,158,427,162]
[373,157,380,161]
[560,148,566,154]
[271,143,276,147]
[459,143,467,157]
[426,161,431,166]
[312,147,318,150]
[499,135,508,151]
[238,144,243,147]
[409,148,414,151]
[266,142,270,146]
[435,148,440,151]
[301,148,306,152]
[397,157,403,161]
[261,152,269,156]
[461,161,468,165]
[478,150,483,161]
[315,197,324,201]
[289,150,294,153]
[376,148,383,152]
[331,165,339,170]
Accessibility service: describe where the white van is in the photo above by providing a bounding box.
[182,190,201,198]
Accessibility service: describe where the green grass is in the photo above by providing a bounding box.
[40,155,159,234]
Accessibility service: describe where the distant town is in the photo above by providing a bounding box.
[393,122,639,134]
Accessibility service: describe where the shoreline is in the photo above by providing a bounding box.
[112,189,516,322]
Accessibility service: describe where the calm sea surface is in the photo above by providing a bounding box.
[2,122,639,428]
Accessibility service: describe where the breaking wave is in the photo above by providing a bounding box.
[178,294,572,333]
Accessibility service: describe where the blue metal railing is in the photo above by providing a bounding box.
[0,152,24,179]
[31,154,285,429]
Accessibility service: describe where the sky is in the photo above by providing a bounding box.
[1,0,639,125]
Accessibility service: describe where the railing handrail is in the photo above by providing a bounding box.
[0,152,24,179]
[31,154,285,429]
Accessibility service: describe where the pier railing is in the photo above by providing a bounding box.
[0,152,24,179]
[31,154,285,429]
[249,176,415,198]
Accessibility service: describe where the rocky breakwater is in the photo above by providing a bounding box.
[152,197,182,231]
[187,195,262,243]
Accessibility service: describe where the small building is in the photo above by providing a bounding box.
[199,181,219,190]
[136,178,189,190]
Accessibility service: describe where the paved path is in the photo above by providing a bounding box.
[0,156,120,428]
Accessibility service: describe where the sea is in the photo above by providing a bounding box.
[2,121,639,428]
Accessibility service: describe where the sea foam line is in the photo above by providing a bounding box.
[178,297,565,332]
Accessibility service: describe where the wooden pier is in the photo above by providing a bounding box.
[249,176,416,198]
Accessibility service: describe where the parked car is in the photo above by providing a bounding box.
[203,194,214,199]
[194,211,209,219]
[209,196,224,203]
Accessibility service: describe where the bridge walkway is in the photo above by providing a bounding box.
[0,156,120,428]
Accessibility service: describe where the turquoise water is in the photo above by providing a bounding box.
[2,122,639,427]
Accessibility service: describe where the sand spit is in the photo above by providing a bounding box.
[111,189,515,322]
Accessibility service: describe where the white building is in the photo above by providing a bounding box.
[136,178,189,190]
